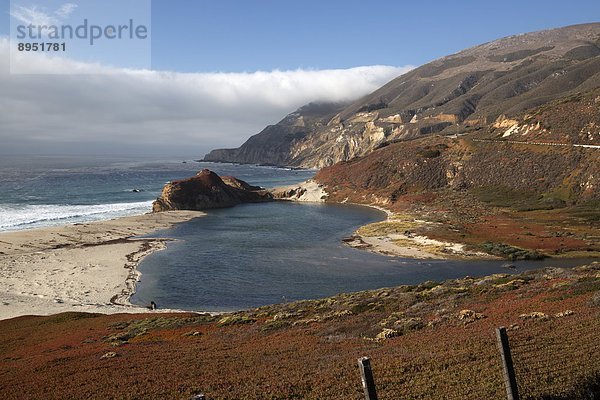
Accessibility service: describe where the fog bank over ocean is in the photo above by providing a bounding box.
[0,38,412,155]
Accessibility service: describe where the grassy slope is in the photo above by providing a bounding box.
[1,264,598,399]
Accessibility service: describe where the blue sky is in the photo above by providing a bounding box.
[0,0,599,155]
[2,0,600,72]
[149,0,600,72]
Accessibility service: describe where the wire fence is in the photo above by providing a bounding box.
[187,317,600,399]
[363,338,504,399]
[510,316,600,399]
[356,318,600,400]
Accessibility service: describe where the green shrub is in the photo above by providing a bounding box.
[418,149,441,158]
[217,315,256,326]
[480,242,545,260]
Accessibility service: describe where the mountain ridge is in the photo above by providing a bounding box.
[204,23,600,168]
[203,102,348,166]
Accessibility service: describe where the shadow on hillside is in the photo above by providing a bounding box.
[539,373,600,400]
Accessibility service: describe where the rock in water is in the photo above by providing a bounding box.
[152,169,272,212]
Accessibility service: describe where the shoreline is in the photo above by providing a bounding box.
[269,179,474,260]
[343,208,495,260]
[108,238,168,307]
[3,177,594,321]
[273,180,493,260]
[330,199,598,261]
[0,210,204,321]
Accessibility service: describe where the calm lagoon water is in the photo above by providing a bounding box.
[133,201,592,312]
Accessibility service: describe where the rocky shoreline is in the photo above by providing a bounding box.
[152,169,273,212]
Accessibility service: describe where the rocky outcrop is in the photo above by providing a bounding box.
[205,23,600,168]
[220,176,263,191]
[270,180,328,202]
[152,169,272,212]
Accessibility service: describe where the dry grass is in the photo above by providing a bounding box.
[356,215,421,237]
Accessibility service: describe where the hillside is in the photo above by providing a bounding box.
[204,23,600,168]
[203,102,347,165]
[313,87,600,259]
[1,264,598,399]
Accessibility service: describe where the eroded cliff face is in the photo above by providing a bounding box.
[203,102,347,166]
[204,23,600,168]
[152,169,272,212]
[485,90,600,145]
[314,88,600,207]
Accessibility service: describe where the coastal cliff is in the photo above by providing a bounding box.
[203,102,347,166]
[204,23,600,168]
[199,24,600,260]
[312,87,600,259]
[152,169,272,212]
[315,87,600,207]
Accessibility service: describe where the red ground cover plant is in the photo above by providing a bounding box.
[0,264,598,399]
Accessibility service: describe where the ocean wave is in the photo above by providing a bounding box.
[0,201,154,232]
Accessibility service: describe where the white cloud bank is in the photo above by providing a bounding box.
[0,38,413,155]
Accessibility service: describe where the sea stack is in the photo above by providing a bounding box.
[152,169,272,212]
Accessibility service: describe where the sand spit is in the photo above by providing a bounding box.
[0,211,204,320]
[344,213,493,260]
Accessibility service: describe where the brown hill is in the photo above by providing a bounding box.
[205,23,600,168]
[312,87,600,259]
[315,87,600,205]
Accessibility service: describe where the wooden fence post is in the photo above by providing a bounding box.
[358,356,378,400]
[496,327,520,400]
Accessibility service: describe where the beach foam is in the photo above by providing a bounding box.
[0,201,154,232]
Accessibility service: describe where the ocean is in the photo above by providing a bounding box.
[0,155,315,232]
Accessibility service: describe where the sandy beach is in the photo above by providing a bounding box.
[0,211,204,320]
